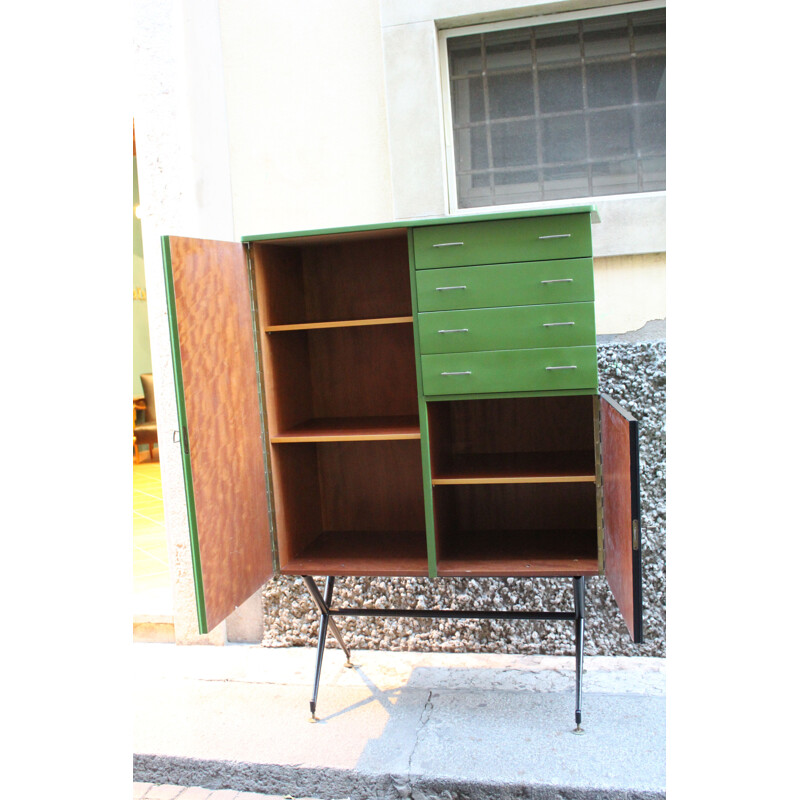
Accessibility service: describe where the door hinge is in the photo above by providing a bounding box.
[632,519,640,551]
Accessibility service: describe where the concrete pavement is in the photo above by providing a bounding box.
[133,644,665,800]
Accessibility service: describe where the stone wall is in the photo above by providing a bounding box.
[261,340,666,657]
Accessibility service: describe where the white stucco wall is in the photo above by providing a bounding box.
[218,0,395,236]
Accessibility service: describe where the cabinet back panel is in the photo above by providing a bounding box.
[429,396,595,455]
[441,483,597,531]
[317,440,425,532]
[307,324,419,419]
[302,236,412,323]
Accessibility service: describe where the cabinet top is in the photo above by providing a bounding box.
[242,205,598,244]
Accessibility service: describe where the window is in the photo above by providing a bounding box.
[444,6,666,209]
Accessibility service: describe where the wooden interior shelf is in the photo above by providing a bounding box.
[431,450,596,484]
[271,415,421,443]
[265,316,413,332]
[280,530,429,576]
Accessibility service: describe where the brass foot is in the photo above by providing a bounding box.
[572,725,585,735]
[308,714,318,723]
[344,660,354,669]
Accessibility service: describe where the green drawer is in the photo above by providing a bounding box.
[421,346,598,396]
[418,302,596,355]
[413,214,592,270]
[415,258,594,312]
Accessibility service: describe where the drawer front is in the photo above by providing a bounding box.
[413,214,591,270]
[418,302,596,355]
[415,258,594,312]
[421,346,598,396]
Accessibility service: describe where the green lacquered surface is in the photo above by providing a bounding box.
[413,214,592,270]
[418,302,596,355]
[408,233,438,578]
[161,236,208,634]
[415,257,594,312]
[241,205,597,243]
[421,346,598,396]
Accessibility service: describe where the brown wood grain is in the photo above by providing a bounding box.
[168,236,272,632]
[600,395,637,639]
[436,529,599,577]
[280,530,428,576]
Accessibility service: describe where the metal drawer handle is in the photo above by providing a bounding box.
[540,278,573,284]
[435,285,467,291]
[432,242,465,248]
[542,321,575,327]
[538,234,572,240]
[441,371,472,376]
[438,328,469,334]
[546,365,578,370]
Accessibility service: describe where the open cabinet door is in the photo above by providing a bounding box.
[600,394,643,642]
[163,236,274,634]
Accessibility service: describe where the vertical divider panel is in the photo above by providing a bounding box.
[408,231,438,578]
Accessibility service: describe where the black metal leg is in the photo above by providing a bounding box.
[573,576,586,734]
[303,576,353,721]
[302,576,352,664]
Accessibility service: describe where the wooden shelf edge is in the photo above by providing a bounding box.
[271,416,421,443]
[435,560,599,577]
[432,475,596,485]
[265,316,413,333]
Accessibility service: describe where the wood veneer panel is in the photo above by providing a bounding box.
[301,236,411,323]
[444,482,597,531]
[269,443,323,565]
[280,530,429,576]
[430,396,595,456]
[431,451,596,484]
[167,236,272,632]
[317,440,425,533]
[600,394,642,642]
[437,530,599,577]
[271,415,420,442]
[307,324,419,419]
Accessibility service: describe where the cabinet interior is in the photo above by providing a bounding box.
[251,230,426,575]
[428,396,599,575]
[251,231,419,440]
[272,440,427,575]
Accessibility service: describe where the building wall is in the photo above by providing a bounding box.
[133,0,666,645]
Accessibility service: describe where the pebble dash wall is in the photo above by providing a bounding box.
[261,341,666,658]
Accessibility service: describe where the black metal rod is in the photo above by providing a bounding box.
[327,608,574,621]
[302,576,351,661]
[573,576,586,731]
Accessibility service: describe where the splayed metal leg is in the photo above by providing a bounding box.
[572,576,586,734]
[303,576,352,721]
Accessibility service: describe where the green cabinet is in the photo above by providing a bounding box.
[162,205,642,645]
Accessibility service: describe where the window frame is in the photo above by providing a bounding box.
[437,0,666,215]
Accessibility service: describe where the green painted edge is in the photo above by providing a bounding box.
[242,204,598,243]
[161,236,208,635]
[408,232,438,579]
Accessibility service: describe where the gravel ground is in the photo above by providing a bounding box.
[261,340,666,658]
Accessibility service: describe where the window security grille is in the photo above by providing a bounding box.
[447,8,666,208]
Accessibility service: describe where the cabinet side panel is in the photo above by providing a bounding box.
[600,394,642,642]
[166,236,273,633]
